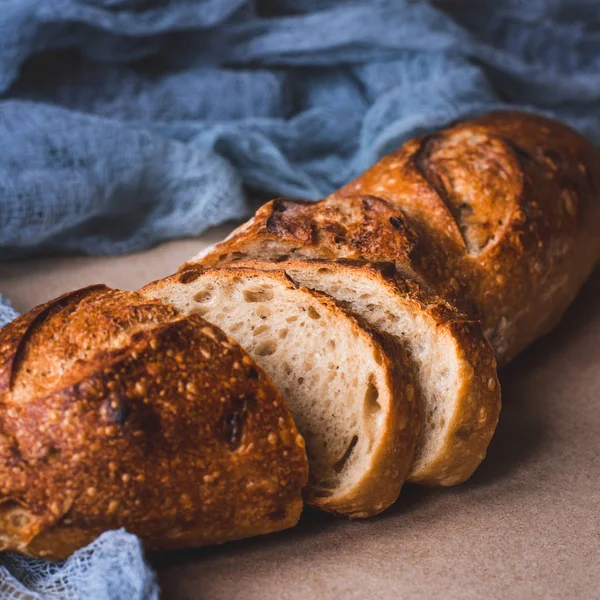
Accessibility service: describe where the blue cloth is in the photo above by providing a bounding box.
[1,1,600,259]
[2,1,600,598]
[0,295,18,328]
[0,530,159,599]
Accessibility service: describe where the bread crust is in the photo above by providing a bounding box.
[0,286,308,560]
[184,195,427,285]
[141,267,420,518]
[189,111,600,365]
[335,110,600,364]
[208,258,500,486]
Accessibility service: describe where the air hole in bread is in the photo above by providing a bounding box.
[253,324,269,336]
[317,268,333,275]
[297,377,305,385]
[279,328,289,339]
[193,291,212,303]
[255,340,277,356]
[285,315,298,323]
[256,307,271,319]
[178,270,201,284]
[364,381,381,416]
[303,357,315,371]
[332,435,359,473]
[243,288,274,303]
[373,349,383,365]
[307,306,321,320]
[230,252,247,261]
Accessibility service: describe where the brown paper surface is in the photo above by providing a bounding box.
[1,229,599,599]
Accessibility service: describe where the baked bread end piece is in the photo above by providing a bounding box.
[0,285,307,559]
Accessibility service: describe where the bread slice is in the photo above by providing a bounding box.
[141,267,419,517]
[209,259,501,486]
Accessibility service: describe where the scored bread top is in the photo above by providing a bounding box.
[334,110,600,363]
[182,194,479,340]
[185,195,430,288]
[141,267,420,517]
[209,258,500,486]
[0,285,307,559]
[188,111,600,365]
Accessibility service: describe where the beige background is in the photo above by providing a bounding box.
[1,228,599,600]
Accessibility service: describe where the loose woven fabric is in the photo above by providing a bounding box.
[0,296,18,328]
[1,0,600,259]
[2,0,600,598]
[0,530,159,600]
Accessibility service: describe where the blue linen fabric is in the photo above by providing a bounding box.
[2,1,600,597]
[1,1,600,259]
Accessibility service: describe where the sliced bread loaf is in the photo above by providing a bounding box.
[213,259,501,486]
[141,267,419,517]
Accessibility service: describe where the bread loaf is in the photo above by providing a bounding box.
[5,110,595,558]
[188,111,600,365]
[0,285,307,560]
[141,267,419,517]
[206,258,500,486]
[335,111,600,364]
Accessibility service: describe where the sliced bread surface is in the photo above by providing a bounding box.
[141,267,419,517]
[213,259,501,486]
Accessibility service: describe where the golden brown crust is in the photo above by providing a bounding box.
[141,266,420,518]
[214,258,500,486]
[184,196,428,286]
[189,111,600,365]
[0,286,308,560]
[335,110,600,364]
